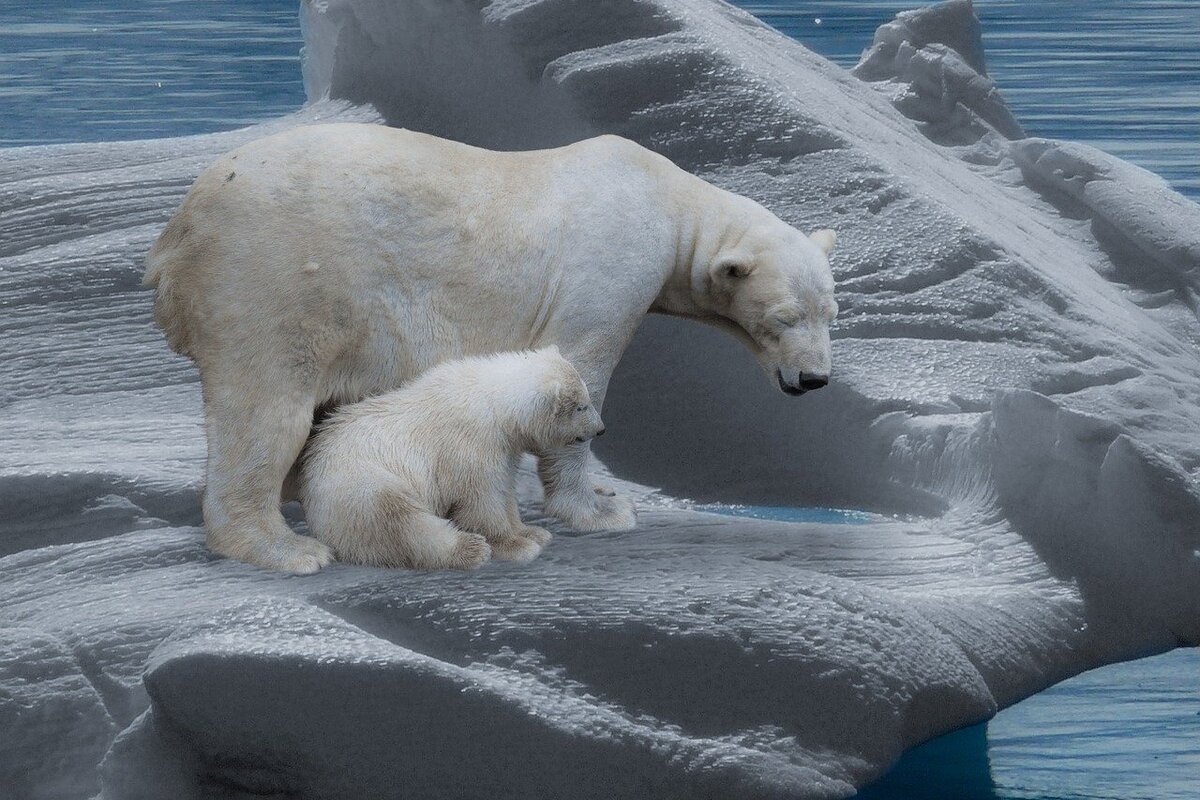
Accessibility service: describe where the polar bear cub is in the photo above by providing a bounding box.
[300,347,607,570]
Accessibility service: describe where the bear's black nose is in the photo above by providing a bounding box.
[776,370,804,395]
[596,428,606,437]
[798,372,829,391]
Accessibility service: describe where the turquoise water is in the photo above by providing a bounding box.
[2,1,1196,796]
[697,503,884,524]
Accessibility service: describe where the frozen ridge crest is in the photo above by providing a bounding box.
[853,0,1025,143]
[1,0,1198,797]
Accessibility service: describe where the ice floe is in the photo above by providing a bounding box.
[2,1,1197,797]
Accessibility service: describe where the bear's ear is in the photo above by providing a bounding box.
[710,256,753,285]
[810,229,837,254]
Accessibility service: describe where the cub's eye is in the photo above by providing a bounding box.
[773,313,802,328]
[576,404,587,413]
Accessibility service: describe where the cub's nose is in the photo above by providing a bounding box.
[595,427,606,437]
[799,372,829,391]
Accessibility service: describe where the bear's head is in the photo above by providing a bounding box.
[526,347,606,449]
[704,225,838,396]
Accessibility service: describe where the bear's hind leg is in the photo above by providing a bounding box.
[202,381,334,574]
[353,507,490,570]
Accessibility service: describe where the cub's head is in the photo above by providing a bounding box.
[705,224,838,395]
[526,346,606,449]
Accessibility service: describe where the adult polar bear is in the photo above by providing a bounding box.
[146,123,837,573]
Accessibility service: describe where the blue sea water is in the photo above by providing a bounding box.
[861,649,1200,800]
[2,1,1197,797]
[2,0,1197,200]
[0,0,304,146]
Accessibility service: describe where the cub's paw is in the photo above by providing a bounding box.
[450,533,492,570]
[209,528,335,575]
[488,533,544,563]
[277,535,337,574]
[516,525,552,547]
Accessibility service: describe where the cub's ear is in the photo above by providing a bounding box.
[710,256,753,284]
[810,229,837,254]
[541,377,567,409]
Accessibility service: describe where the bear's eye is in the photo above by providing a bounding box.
[575,404,586,413]
[773,313,801,328]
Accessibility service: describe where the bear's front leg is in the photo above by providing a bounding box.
[538,441,637,532]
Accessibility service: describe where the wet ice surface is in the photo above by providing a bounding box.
[2,0,1200,797]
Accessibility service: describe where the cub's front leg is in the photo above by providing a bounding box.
[450,468,549,563]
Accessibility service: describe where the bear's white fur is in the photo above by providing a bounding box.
[146,124,836,573]
[301,347,604,569]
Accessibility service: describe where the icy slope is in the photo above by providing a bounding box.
[2,0,1198,797]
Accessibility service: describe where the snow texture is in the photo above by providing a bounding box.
[2,0,1198,797]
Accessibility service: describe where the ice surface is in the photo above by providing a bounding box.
[2,0,1199,797]
[6,501,1085,799]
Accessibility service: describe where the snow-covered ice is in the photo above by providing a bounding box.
[1,0,1197,797]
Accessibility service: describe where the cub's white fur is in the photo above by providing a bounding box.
[146,123,836,573]
[299,347,605,569]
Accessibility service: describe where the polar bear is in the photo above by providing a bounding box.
[145,123,837,573]
[300,347,603,569]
